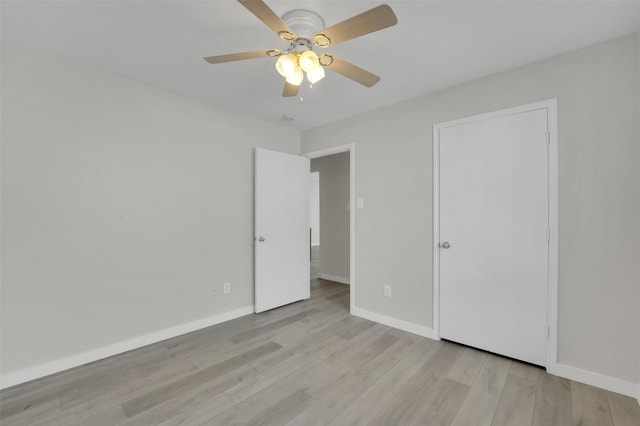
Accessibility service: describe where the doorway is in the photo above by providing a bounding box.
[310,152,350,286]
[304,144,355,313]
[433,100,558,368]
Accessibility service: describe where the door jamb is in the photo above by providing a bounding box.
[303,144,355,314]
[432,99,558,370]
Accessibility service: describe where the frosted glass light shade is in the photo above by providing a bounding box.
[276,54,297,77]
[299,51,319,73]
[307,65,325,84]
[286,66,304,86]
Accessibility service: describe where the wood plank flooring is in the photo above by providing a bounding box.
[1,279,639,425]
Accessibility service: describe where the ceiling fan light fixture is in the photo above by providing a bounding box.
[307,64,325,84]
[276,53,297,77]
[299,50,319,73]
[285,66,304,86]
[204,2,397,96]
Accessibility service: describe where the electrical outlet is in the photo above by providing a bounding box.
[383,285,391,298]
[223,282,231,294]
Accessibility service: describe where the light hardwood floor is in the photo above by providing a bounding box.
[1,279,639,425]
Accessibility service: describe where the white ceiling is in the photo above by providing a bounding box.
[2,1,639,131]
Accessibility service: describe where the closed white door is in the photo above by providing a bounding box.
[255,148,310,313]
[438,108,549,366]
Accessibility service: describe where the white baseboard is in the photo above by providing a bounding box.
[351,306,439,340]
[549,363,640,401]
[0,305,254,390]
[319,273,350,285]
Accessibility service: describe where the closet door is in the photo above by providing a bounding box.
[438,107,549,366]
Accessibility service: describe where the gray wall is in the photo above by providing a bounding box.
[311,152,350,282]
[302,34,640,385]
[0,44,299,376]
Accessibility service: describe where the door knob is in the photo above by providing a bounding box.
[441,241,450,249]
[257,236,265,242]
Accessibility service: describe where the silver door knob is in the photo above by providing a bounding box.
[441,241,450,249]
[257,236,265,242]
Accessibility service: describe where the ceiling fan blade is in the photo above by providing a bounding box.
[282,81,300,97]
[313,5,397,48]
[238,0,296,41]
[203,50,277,64]
[323,55,380,87]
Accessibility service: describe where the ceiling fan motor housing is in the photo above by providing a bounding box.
[281,10,325,44]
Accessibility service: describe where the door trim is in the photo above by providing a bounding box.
[432,99,558,369]
[303,144,355,314]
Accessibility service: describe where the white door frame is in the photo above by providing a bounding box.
[433,99,558,369]
[303,144,355,314]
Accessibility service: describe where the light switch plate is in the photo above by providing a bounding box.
[383,285,391,297]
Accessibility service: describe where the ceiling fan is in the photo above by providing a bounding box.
[204,0,398,97]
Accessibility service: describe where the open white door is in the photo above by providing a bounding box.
[436,105,551,367]
[255,148,310,313]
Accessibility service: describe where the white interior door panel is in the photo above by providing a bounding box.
[255,148,310,313]
[438,108,549,366]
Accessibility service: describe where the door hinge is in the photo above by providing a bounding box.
[545,130,551,144]
[546,228,550,241]
[546,325,550,340]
